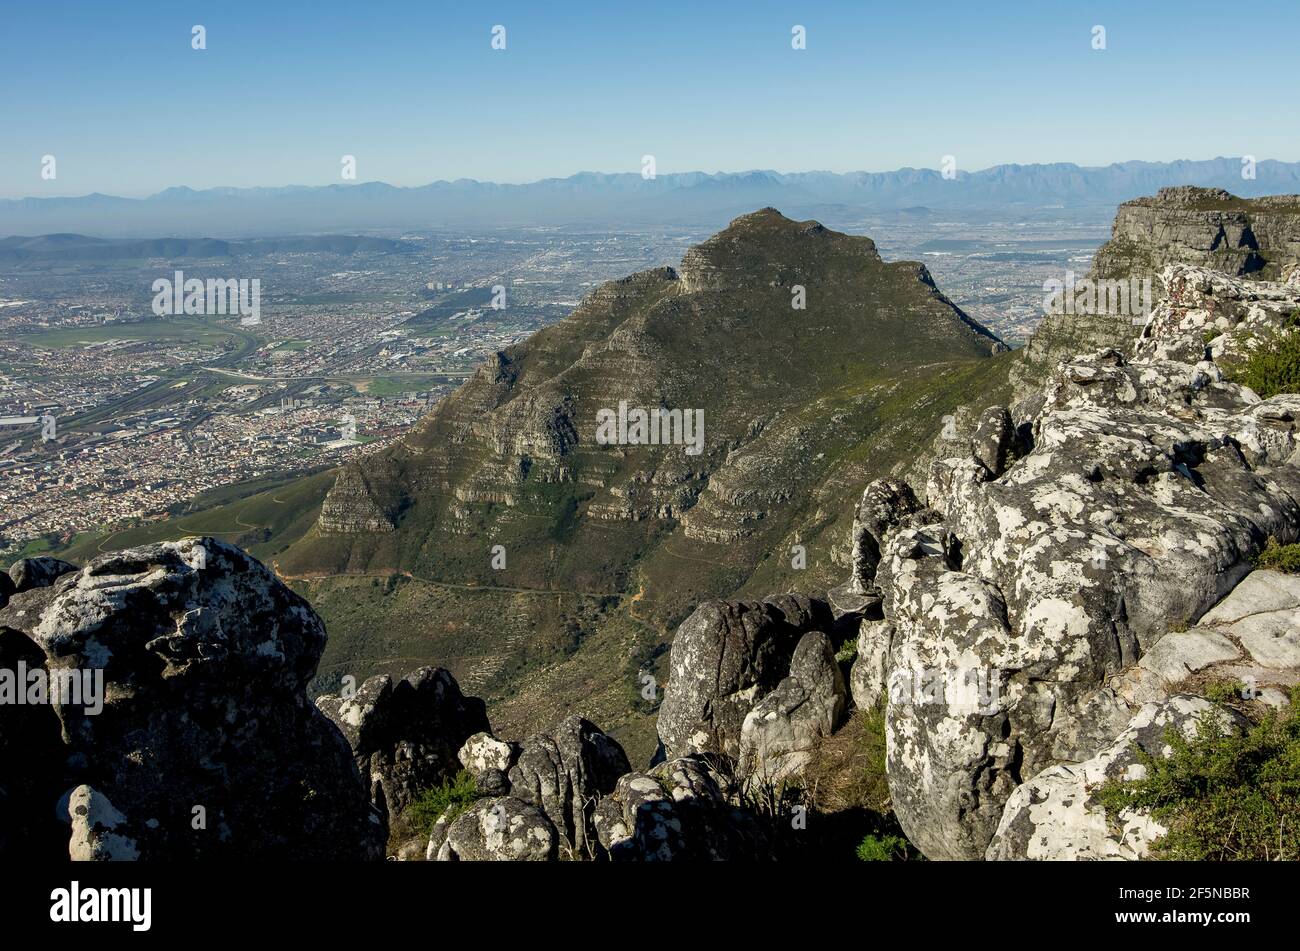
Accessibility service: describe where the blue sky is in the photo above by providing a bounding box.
[2,0,1297,198]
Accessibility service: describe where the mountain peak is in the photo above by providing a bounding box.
[678,207,879,293]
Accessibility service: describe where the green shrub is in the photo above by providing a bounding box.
[835,637,857,664]
[1256,537,1300,573]
[855,833,912,861]
[1202,679,1247,706]
[407,770,478,836]
[859,701,891,813]
[1097,688,1300,860]
[1227,330,1300,398]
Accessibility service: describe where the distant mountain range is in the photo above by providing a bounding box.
[4,158,1299,238]
[0,233,414,263]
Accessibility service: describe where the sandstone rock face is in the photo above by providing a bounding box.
[316,667,489,830]
[0,538,385,860]
[593,755,776,860]
[504,716,631,858]
[459,731,513,773]
[656,593,834,760]
[1201,571,1300,671]
[971,405,1016,477]
[1013,186,1300,398]
[457,731,514,796]
[847,478,922,594]
[849,618,895,711]
[318,463,396,534]
[427,716,629,860]
[1112,569,1300,707]
[7,556,77,595]
[427,796,557,861]
[1135,262,1300,369]
[872,263,1300,859]
[987,697,1246,860]
[738,631,846,783]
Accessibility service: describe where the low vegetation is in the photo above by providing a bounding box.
[1226,328,1300,398]
[802,699,924,861]
[1097,687,1300,860]
[1255,537,1300,573]
[406,770,478,837]
[855,832,915,861]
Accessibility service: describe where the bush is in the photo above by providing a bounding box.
[834,636,857,664]
[855,833,912,861]
[1202,679,1248,706]
[1256,537,1300,573]
[859,701,891,813]
[1227,330,1300,398]
[1097,688,1300,860]
[407,770,478,836]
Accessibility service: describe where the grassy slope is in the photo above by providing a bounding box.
[44,471,335,568]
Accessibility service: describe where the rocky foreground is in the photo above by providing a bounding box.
[3,251,1299,862]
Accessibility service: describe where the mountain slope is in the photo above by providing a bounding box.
[270,208,1005,757]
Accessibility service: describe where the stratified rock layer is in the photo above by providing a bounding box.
[1013,186,1300,397]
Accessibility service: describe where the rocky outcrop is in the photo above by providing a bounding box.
[738,631,846,782]
[457,731,514,795]
[1094,187,1300,283]
[862,261,1300,860]
[655,593,836,761]
[427,796,558,862]
[987,696,1247,860]
[503,716,631,857]
[7,556,77,595]
[845,478,923,595]
[593,755,777,860]
[0,538,385,860]
[316,667,489,833]
[1013,186,1300,397]
[318,463,396,534]
[1135,261,1300,367]
[429,715,630,860]
[1116,569,1300,708]
[850,618,895,711]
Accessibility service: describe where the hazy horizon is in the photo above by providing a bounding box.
[6,155,1300,203]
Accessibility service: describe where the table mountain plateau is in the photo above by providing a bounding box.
[1013,186,1300,397]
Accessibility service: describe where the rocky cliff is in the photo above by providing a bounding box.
[1012,186,1300,397]
[6,260,1298,863]
[851,260,1300,859]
